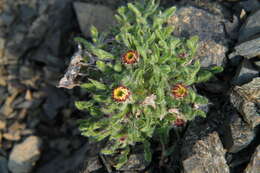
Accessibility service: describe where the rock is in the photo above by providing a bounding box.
[168,6,228,68]
[0,156,8,173]
[239,10,260,42]
[118,154,150,171]
[253,59,260,70]
[37,143,103,173]
[224,112,255,153]
[0,120,6,129]
[181,129,229,173]
[73,2,116,38]
[232,59,259,86]
[244,145,260,173]
[0,12,15,26]
[0,90,19,117]
[239,0,260,13]
[230,77,260,129]
[81,156,103,173]
[234,37,260,59]
[8,136,42,173]
[43,85,69,120]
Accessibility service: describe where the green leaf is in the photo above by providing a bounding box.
[195,69,213,83]
[114,147,130,169]
[93,95,108,103]
[93,48,115,60]
[89,79,107,90]
[160,65,171,74]
[210,66,223,73]
[128,3,142,18]
[74,37,94,49]
[161,7,176,19]
[195,109,207,118]
[187,36,199,55]
[75,101,94,110]
[114,61,122,72]
[96,60,107,72]
[195,95,208,104]
[144,141,152,162]
[80,83,95,90]
[90,25,99,42]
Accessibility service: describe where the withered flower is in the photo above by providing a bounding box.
[174,118,186,127]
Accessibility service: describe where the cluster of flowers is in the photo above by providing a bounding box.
[112,50,188,128]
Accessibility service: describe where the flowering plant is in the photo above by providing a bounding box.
[73,0,222,168]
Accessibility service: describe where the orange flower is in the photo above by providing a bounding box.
[122,50,139,64]
[172,84,188,98]
[112,86,131,102]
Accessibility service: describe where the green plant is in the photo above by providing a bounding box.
[74,0,222,168]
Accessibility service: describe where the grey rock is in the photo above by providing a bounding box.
[181,129,229,173]
[225,112,255,153]
[118,154,150,171]
[0,156,8,173]
[168,6,228,68]
[244,145,260,173]
[19,4,37,23]
[239,9,260,43]
[0,12,15,26]
[234,37,260,59]
[73,2,116,38]
[178,0,232,18]
[8,136,42,173]
[43,85,69,119]
[230,77,260,129]
[253,60,260,70]
[82,156,103,172]
[232,59,259,86]
[37,143,103,173]
[240,0,260,13]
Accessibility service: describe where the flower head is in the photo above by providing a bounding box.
[122,50,139,64]
[112,86,131,102]
[179,52,188,58]
[174,118,186,127]
[119,136,127,142]
[172,84,188,99]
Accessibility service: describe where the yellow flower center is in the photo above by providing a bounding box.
[172,84,188,98]
[112,86,130,102]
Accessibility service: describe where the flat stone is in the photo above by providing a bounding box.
[0,90,19,117]
[232,59,259,86]
[253,60,260,70]
[3,132,21,141]
[244,145,260,173]
[0,156,8,173]
[239,9,260,43]
[168,6,228,68]
[230,77,260,129]
[73,2,116,38]
[8,136,42,173]
[0,120,6,129]
[182,130,229,173]
[0,37,5,60]
[235,37,260,59]
[226,112,255,153]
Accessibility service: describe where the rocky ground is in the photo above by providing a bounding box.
[0,0,259,173]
